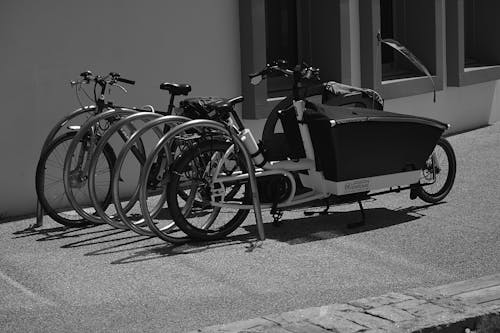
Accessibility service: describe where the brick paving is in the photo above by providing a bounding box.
[190,274,500,332]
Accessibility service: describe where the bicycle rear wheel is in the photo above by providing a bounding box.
[166,140,250,241]
[112,115,190,236]
[416,137,456,203]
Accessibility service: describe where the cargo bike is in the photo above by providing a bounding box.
[140,61,456,242]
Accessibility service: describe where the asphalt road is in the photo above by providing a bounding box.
[0,123,499,332]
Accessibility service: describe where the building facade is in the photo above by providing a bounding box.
[1,0,499,218]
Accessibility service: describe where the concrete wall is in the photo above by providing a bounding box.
[0,0,241,218]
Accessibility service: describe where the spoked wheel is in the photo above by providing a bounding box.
[36,132,114,227]
[63,130,116,225]
[112,115,191,237]
[416,137,456,203]
[166,140,250,241]
[63,109,137,225]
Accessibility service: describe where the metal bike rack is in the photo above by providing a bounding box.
[35,106,99,229]
[35,200,44,227]
[109,114,192,236]
[149,119,266,241]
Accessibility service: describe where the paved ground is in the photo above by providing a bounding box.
[0,123,499,332]
[192,273,500,332]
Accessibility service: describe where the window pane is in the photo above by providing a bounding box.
[265,0,298,95]
[265,0,298,66]
[380,0,428,81]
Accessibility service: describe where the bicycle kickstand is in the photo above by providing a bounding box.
[347,201,366,229]
[304,198,331,216]
[271,204,283,227]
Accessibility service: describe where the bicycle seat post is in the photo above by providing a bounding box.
[167,93,176,115]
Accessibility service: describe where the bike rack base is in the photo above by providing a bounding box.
[35,200,44,228]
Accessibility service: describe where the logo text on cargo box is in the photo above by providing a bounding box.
[344,179,370,193]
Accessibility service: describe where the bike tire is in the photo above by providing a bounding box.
[35,132,114,227]
[112,115,190,236]
[63,109,135,225]
[416,137,456,203]
[166,140,250,241]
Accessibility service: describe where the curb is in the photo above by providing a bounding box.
[189,274,500,332]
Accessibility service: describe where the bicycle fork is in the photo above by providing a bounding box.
[69,129,97,188]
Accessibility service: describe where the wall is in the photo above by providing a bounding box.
[0,0,241,218]
[1,0,499,220]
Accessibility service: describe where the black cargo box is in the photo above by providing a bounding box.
[303,105,448,182]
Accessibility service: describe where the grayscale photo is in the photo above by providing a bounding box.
[0,0,499,332]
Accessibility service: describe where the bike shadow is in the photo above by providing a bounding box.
[243,204,436,245]
[106,203,439,264]
[14,203,439,264]
[12,224,120,242]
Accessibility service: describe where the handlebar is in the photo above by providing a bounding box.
[70,71,136,109]
[71,71,135,87]
[249,60,320,101]
[116,77,135,85]
[249,60,320,86]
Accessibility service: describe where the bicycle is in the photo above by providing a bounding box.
[149,61,456,241]
[83,95,246,236]
[36,71,192,227]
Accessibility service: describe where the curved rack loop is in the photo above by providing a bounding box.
[140,119,265,241]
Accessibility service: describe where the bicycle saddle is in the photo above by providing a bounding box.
[160,82,192,96]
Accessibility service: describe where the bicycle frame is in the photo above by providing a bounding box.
[208,95,423,209]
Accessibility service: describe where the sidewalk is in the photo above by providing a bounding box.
[191,274,500,332]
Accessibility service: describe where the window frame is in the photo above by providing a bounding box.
[359,0,444,100]
[239,0,352,119]
[446,0,500,87]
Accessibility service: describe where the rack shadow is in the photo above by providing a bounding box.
[243,205,434,245]
[106,203,438,264]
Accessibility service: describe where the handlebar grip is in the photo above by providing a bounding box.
[248,71,261,78]
[116,77,135,85]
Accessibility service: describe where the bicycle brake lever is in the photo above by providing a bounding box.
[113,83,128,94]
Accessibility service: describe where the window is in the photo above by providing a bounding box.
[239,0,351,119]
[265,0,298,96]
[360,0,443,99]
[380,0,425,81]
[447,0,500,86]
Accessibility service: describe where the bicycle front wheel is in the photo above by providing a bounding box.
[62,131,116,224]
[35,132,113,227]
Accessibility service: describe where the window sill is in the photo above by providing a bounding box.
[380,75,441,100]
[453,65,500,86]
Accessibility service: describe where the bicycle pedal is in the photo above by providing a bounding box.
[272,220,283,227]
[304,210,330,216]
